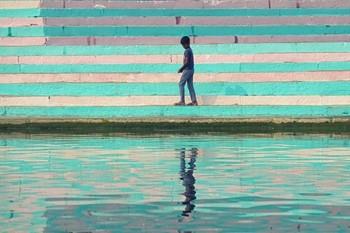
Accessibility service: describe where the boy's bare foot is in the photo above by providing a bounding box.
[174,102,185,106]
[187,101,198,106]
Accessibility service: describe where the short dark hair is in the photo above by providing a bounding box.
[180,36,190,45]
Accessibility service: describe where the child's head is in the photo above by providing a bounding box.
[180,36,190,48]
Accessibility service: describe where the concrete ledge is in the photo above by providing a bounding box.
[0,117,349,134]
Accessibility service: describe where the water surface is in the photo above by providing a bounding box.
[1,134,350,232]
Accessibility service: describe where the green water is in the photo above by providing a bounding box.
[1,134,350,233]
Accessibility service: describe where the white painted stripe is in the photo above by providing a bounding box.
[0,72,350,83]
[1,96,349,106]
[1,53,350,64]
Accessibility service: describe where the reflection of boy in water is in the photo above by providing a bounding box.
[179,148,198,217]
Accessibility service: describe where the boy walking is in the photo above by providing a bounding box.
[174,36,198,106]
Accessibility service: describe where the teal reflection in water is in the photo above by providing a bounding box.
[0,134,350,232]
[179,148,197,219]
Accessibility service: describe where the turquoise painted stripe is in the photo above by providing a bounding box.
[0,9,40,18]
[2,25,350,37]
[0,82,349,96]
[1,8,350,18]
[1,106,349,118]
[1,43,350,56]
[1,62,350,74]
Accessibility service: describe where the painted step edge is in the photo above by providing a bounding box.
[2,53,350,65]
[0,72,350,83]
[1,96,350,106]
[1,105,350,118]
[2,42,350,55]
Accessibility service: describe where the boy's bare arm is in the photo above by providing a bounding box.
[178,56,189,73]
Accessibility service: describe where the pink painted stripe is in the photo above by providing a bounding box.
[194,35,350,44]
[66,37,198,46]
[270,0,296,8]
[44,37,178,46]
[1,96,349,107]
[0,57,18,64]
[44,17,174,26]
[1,53,350,65]
[271,0,350,8]
[43,35,350,46]
[40,0,350,8]
[0,72,350,83]
[298,0,350,8]
[0,1,39,8]
[41,0,269,8]
[4,16,350,27]
[42,16,350,26]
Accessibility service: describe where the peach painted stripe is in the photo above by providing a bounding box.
[2,36,350,46]
[43,35,350,46]
[0,37,46,46]
[1,72,350,83]
[1,53,350,65]
[0,18,43,27]
[1,96,350,107]
[41,16,350,26]
[0,1,39,8]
